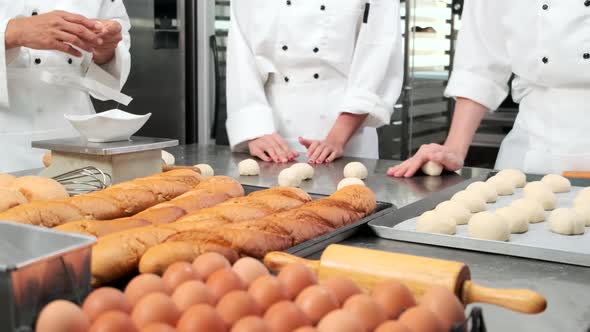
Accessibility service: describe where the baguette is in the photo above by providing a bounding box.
[139,185,376,274]
[91,187,311,285]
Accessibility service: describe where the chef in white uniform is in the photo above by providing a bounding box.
[0,1,131,173]
[226,0,403,164]
[389,0,590,177]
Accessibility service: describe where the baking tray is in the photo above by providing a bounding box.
[0,222,95,332]
[369,174,590,267]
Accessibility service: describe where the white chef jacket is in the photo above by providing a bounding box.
[0,1,131,173]
[445,0,590,174]
[226,0,403,159]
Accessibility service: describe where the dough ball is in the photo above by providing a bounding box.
[468,212,510,241]
[466,181,498,203]
[497,169,527,188]
[580,187,590,196]
[161,150,175,165]
[451,190,486,213]
[290,163,314,180]
[573,191,590,208]
[486,176,515,196]
[238,159,260,176]
[343,162,368,180]
[416,211,456,235]
[337,178,365,191]
[0,173,16,187]
[523,181,552,196]
[541,174,571,193]
[195,164,214,178]
[523,187,556,211]
[510,199,545,223]
[0,188,28,213]
[574,205,590,227]
[10,176,68,201]
[435,201,471,225]
[278,168,302,187]
[421,161,443,177]
[548,208,585,235]
[495,206,529,234]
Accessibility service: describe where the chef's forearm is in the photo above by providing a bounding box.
[444,97,488,158]
[326,113,369,146]
[93,49,116,65]
[4,18,22,49]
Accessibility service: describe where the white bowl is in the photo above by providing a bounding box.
[65,109,151,143]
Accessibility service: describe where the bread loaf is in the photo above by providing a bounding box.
[91,187,311,285]
[139,185,376,274]
[0,173,16,187]
[10,176,68,201]
[0,188,31,213]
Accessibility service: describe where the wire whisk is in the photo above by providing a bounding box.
[52,166,112,196]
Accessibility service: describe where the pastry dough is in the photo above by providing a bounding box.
[435,201,471,225]
[416,210,456,235]
[421,161,443,177]
[451,190,486,213]
[337,178,365,191]
[238,159,260,176]
[486,176,515,196]
[548,208,585,235]
[290,163,314,180]
[466,181,498,203]
[541,174,571,193]
[195,164,214,178]
[511,199,545,223]
[496,169,527,188]
[343,162,368,180]
[468,212,510,241]
[495,206,529,234]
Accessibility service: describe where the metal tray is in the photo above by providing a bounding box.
[0,222,96,332]
[370,174,590,267]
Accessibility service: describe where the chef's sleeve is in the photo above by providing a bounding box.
[444,1,512,111]
[225,3,276,152]
[339,0,404,128]
[0,6,22,109]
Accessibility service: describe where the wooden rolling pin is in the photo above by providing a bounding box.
[562,171,590,180]
[264,245,547,314]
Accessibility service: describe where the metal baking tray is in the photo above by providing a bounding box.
[0,222,95,332]
[370,174,590,267]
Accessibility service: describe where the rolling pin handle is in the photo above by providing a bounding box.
[461,280,547,314]
[263,252,320,274]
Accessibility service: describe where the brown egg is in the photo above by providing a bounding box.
[248,275,289,312]
[263,301,311,332]
[176,304,228,332]
[172,280,215,311]
[207,269,245,303]
[343,294,387,332]
[89,311,138,332]
[317,309,364,332]
[277,263,317,299]
[232,257,269,286]
[419,286,466,331]
[295,285,339,325]
[36,300,90,332]
[217,290,262,326]
[131,292,181,328]
[371,280,416,319]
[398,306,445,332]
[83,287,132,322]
[231,316,271,332]
[193,252,231,279]
[124,274,170,306]
[293,327,319,332]
[374,321,411,332]
[162,261,202,291]
[140,322,176,332]
[321,276,362,305]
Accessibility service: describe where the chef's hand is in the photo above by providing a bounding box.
[299,137,344,164]
[248,133,298,163]
[4,11,103,57]
[387,143,464,178]
[92,20,123,65]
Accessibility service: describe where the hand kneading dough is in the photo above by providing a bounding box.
[486,176,515,196]
[523,187,556,211]
[195,164,214,178]
[495,206,529,234]
[497,169,527,188]
[0,188,28,212]
[466,181,498,203]
[541,174,571,193]
[435,201,471,225]
[290,163,314,180]
[0,173,16,187]
[468,212,510,241]
[238,159,260,176]
[421,161,443,176]
[278,168,302,187]
[574,205,590,226]
[416,210,456,235]
[548,208,585,235]
[337,178,365,191]
[343,162,368,180]
[10,176,68,201]
[451,190,486,213]
[511,199,545,223]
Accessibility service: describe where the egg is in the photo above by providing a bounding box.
[131,292,181,328]
[321,276,361,305]
[172,280,215,311]
[419,286,465,331]
[295,285,339,325]
[264,301,311,332]
[36,300,90,332]
[193,252,231,279]
[83,287,132,322]
[293,328,319,332]
[398,306,445,332]
[232,257,269,286]
[89,311,138,332]
[140,322,176,332]
[248,275,290,312]
[231,316,271,332]
[162,261,202,291]
[277,263,318,299]
[124,274,170,306]
[176,304,227,332]
[217,290,262,326]
[371,280,416,319]
[374,321,411,332]
[317,309,364,332]
[207,268,246,303]
[343,294,387,331]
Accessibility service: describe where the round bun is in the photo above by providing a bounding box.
[238,159,260,176]
[337,178,365,191]
[541,174,571,193]
[486,176,515,196]
[195,164,214,178]
[511,199,545,223]
[495,206,529,234]
[435,201,471,225]
[290,163,314,180]
[416,211,456,235]
[548,208,585,235]
[466,181,498,203]
[421,161,443,177]
[468,212,510,241]
[523,186,556,211]
[0,173,16,187]
[523,181,552,196]
[10,176,68,201]
[161,150,175,165]
[343,162,368,180]
[497,169,527,188]
[278,168,302,187]
[0,188,28,212]
[451,190,486,213]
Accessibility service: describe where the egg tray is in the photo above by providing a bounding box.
[369,173,590,267]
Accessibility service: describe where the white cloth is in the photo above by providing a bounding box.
[226,0,404,158]
[0,0,131,173]
[445,0,590,174]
